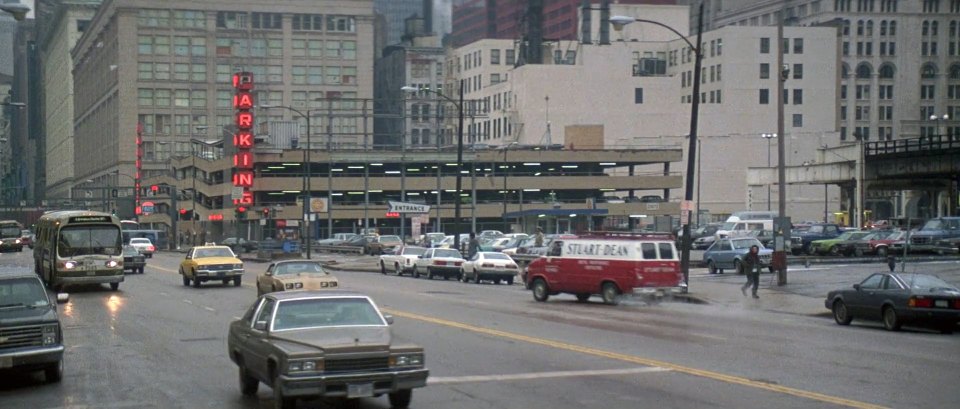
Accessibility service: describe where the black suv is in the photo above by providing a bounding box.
[0,270,67,383]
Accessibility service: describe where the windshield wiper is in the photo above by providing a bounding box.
[0,303,27,309]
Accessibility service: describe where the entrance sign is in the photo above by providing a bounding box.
[387,201,430,214]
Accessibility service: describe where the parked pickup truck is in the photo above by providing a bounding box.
[791,223,844,255]
[909,217,960,254]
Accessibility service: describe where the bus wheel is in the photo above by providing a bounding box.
[110,282,119,291]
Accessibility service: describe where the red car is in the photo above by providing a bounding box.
[20,230,34,249]
[525,232,686,305]
[848,230,905,257]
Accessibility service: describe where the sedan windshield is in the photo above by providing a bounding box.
[379,235,402,243]
[731,238,763,250]
[275,262,324,275]
[402,247,426,256]
[899,274,958,291]
[435,249,462,258]
[194,248,235,258]
[273,298,384,330]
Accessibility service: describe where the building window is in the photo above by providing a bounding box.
[327,15,356,33]
[921,84,936,100]
[793,63,803,79]
[856,85,871,100]
[292,14,323,31]
[172,10,205,29]
[760,37,770,54]
[840,105,847,120]
[760,63,770,79]
[634,88,644,104]
[491,49,500,65]
[879,84,894,99]
[138,9,170,27]
[792,114,803,127]
[138,89,153,106]
[251,12,282,29]
[879,105,894,121]
[759,89,770,104]
[491,73,501,84]
[783,89,789,104]
[794,38,804,54]
[856,105,870,120]
[216,11,248,29]
[793,89,803,105]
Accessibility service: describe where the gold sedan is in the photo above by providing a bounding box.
[256,260,338,297]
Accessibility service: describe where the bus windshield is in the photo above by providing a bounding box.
[58,226,122,257]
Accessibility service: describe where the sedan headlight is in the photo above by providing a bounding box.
[287,359,324,373]
[42,324,59,345]
[390,353,424,368]
[284,282,304,289]
[234,263,244,269]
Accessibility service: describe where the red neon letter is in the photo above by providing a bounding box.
[233,92,254,110]
[234,152,254,169]
[236,112,254,130]
[234,131,254,148]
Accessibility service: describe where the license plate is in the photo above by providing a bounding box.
[347,383,374,398]
[0,356,12,368]
[87,270,97,276]
[935,300,948,308]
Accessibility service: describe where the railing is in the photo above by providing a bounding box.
[865,134,960,157]
[315,244,365,254]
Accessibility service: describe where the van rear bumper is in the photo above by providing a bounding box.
[632,283,687,296]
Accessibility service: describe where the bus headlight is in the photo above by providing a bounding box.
[106,260,119,268]
[64,261,77,269]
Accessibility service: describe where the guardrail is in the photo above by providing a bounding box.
[316,245,365,254]
[865,134,960,157]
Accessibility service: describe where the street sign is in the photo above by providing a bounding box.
[646,203,660,211]
[387,201,430,214]
[680,200,694,211]
[309,197,328,213]
[231,186,244,201]
[680,210,690,225]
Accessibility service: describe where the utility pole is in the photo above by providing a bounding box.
[775,11,788,286]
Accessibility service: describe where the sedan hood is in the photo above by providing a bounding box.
[195,256,241,265]
[270,326,391,353]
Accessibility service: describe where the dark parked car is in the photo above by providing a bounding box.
[825,273,960,333]
[227,291,428,408]
[791,223,844,255]
[222,237,258,252]
[0,269,68,383]
[122,245,146,274]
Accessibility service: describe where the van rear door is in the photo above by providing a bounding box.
[637,242,682,288]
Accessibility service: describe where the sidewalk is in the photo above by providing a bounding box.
[681,272,829,317]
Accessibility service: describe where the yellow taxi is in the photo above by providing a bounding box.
[179,245,244,288]
[256,259,338,297]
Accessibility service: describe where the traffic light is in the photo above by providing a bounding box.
[236,206,247,220]
[262,207,269,219]
[179,208,187,220]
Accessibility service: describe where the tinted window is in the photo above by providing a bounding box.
[402,247,426,256]
[58,225,122,257]
[435,249,462,258]
[859,274,883,289]
[0,277,49,308]
[718,240,732,251]
[273,298,384,330]
[658,243,675,259]
[0,226,20,237]
[275,262,324,275]
[899,274,957,290]
[484,253,511,260]
[641,243,657,259]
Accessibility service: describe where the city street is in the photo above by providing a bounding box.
[1,250,957,409]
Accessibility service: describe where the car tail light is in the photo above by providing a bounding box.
[954,299,960,309]
[148,245,155,252]
[434,260,447,266]
[454,261,462,266]
[908,296,933,308]
[482,263,494,268]
[507,264,517,269]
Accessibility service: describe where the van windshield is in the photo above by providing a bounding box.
[58,225,122,257]
[0,226,20,238]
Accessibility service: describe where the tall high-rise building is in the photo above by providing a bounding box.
[450,0,677,47]
[374,0,423,47]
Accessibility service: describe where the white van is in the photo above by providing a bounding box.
[725,211,778,223]
[714,219,773,240]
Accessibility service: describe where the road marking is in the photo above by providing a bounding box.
[203,306,216,312]
[428,367,670,385]
[152,265,177,274]
[159,292,169,297]
[383,308,888,409]
[182,299,193,305]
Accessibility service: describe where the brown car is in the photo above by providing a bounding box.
[364,235,403,255]
[227,291,429,409]
[256,260,338,297]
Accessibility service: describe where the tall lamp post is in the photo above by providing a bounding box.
[402,82,466,251]
[761,133,777,210]
[612,2,703,292]
[260,104,312,258]
[501,141,518,232]
[930,114,949,137]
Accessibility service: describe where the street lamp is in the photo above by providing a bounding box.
[0,3,30,21]
[611,2,703,292]
[260,104,312,258]
[402,82,466,251]
[930,114,949,138]
[500,141,518,232]
[761,133,777,211]
[190,125,210,242]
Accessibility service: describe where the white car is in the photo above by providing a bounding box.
[412,248,465,280]
[462,252,519,285]
[379,245,427,276]
[129,238,156,258]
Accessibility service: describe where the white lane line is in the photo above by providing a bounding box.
[233,316,242,320]
[182,299,193,305]
[159,292,169,297]
[203,306,216,312]
[427,366,670,385]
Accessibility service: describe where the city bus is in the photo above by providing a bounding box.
[0,219,25,252]
[120,220,141,231]
[33,211,124,291]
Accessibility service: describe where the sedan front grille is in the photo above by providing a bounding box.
[911,237,931,245]
[203,264,234,271]
[0,325,43,351]
[325,357,389,373]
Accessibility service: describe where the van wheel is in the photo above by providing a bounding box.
[110,282,119,291]
[532,279,549,302]
[575,293,591,302]
[601,283,620,305]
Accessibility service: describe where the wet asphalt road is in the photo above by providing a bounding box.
[1,250,957,409]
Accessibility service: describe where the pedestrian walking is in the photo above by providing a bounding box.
[886,254,896,272]
[534,227,544,247]
[740,245,762,299]
[467,232,480,259]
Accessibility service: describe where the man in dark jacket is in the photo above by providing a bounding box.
[740,245,762,299]
[467,232,480,259]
